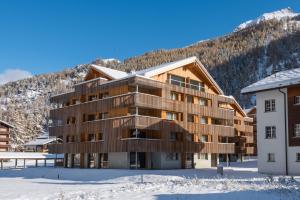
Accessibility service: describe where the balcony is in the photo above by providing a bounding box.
[0,137,9,142]
[234,124,253,133]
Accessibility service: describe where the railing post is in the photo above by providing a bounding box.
[1,160,3,170]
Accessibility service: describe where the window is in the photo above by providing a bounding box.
[88,95,97,101]
[294,96,300,105]
[199,98,207,106]
[297,153,300,162]
[170,92,179,101]
[87,114,96,121]
[200,117,208,124]
[187,114,195,123]
[190,79,205,92]
[198,153,208,160]
[201,135,208,142]
[168,74,185,87]
[99,112,108,120]
[267,153,275,162]
[166,153,179,161]
[265,126,276,139]
[170,132,177,140]
[187,95,194,103]
[186,134,192,142]
[88,134,95,141]
[265,99,276,112]
[166,112,178,120]
[99,92,109,99]
[294,124,300,137]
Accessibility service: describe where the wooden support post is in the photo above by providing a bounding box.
[15,159,17,168]
[44,159,46,167]
[1,160,3,170]
[23,159,25,168]
[35,159,38,167]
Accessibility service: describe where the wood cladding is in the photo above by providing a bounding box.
[0,123,11,152]
[49,73,253,156]
[288,86,300,146]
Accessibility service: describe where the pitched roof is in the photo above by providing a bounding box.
[90,64,128,80]
[136,56,224,95]
[0,120,14,128]
[241,68,300,94]
[87,57,224,94]
[24,137,58,146]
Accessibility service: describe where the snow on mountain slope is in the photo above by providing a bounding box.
[235,8,299,31]
[102,58,121,64]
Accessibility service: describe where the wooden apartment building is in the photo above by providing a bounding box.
[49,57,254,169]
[0,120,13,152]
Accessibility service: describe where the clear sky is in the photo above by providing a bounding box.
[0,0,299,82]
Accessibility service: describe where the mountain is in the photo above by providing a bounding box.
[1,8,300,148]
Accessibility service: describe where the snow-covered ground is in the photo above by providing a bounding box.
[0,160,299,200]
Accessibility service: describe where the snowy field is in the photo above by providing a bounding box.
[0,160,299,200]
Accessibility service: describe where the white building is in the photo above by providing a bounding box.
[242,68,300,175]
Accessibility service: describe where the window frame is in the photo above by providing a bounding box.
[267,153,275,162]
[265,126,276,139]
[294,96,300,105]
[294,124,300,137]
[265,99,276,112]
[296,153,300,162]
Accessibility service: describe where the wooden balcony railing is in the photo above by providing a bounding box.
[0,137,9,142]
[49,115,235,137]
[234,124,253,133]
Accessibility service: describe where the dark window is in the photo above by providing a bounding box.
[294,124,300,137]
[297,153,300,162]
[265,126,276,139]
[265,99,276,112]
[267,153,275,162]
[294,96,300,105]
[187,114,195,123]
[187,95,194,103]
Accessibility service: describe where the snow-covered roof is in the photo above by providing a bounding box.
[241,68,300,94]
[243,106,256,115]
[136,57,198,77]
[0,120,14,128]
[91,64,128,80]
[24,137,58,146]
[235,7,299,31]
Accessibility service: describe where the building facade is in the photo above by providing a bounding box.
[242,68,300,175]
[0,120,13,152]
[244,107,257,156]
[49,57,253,169]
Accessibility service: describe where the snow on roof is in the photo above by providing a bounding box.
[235,7,299,31]
[136,57,198,77]
[242,68,300,94]
[91,64,128,80]
[243,106,256,115]
[24,137,58,146]
[0,120,14,128]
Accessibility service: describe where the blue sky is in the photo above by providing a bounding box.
[0,0,299,81]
